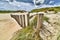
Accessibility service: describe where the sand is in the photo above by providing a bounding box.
[0,14,22,40]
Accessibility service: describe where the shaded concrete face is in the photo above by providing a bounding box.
[11,13,29,27]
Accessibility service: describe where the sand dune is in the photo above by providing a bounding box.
[0,14,22,40]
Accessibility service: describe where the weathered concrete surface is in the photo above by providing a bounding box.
[0,14,22,40]
[41,14,60,40]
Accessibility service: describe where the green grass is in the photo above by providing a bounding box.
[0,10,26,13]
[10,16,44,40]
[10,26,35,40]
[11,25,43,40]
[0,6,60,13]
[57,35,60,40]
[30,6,60,13]
[10,17,35,40]
[30,16,37,27]
[10,15,50,40]
[43,16,49,22]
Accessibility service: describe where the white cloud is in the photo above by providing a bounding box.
[38,0,45,4]
[0,0,60,11]
[9,1,33,7]
[49,1,54,4]
[9,1,21,7]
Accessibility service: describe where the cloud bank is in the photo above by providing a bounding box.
[0,0,60,11]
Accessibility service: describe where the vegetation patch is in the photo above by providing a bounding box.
[0,10,27,13]
[43,16,49,22]
[10,26,34,40]
[30,7,60,13]
[10,16,43,40]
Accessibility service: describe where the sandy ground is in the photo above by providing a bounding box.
[0,14,22,40]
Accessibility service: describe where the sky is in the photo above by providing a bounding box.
[0,0,60,11]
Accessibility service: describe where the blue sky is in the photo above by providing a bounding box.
[0,0,60,11]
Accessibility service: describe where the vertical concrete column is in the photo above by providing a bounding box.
[25,13,29,27]
[35,13,44,40]
[37,13,44,30]
[16,15,20,25]
[21,15,24,27]
[22,15,26,28]
[19,15,23,27]
[19,15,21,27]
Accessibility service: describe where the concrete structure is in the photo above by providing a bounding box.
[11,13,29,28]
[10,12,44,28]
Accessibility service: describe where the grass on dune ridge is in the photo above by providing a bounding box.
[0,6,60,13]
